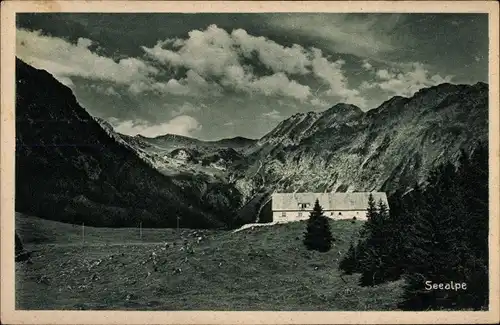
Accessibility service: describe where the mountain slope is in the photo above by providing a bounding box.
[135,134,256,152]
[15,58,225,229]
[232,82,488,203]
[108,81,488,224]
[18,53,487,229]
[93,118,246,227]
[16,213,403,310]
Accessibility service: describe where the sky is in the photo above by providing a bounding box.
[16,13,488,141]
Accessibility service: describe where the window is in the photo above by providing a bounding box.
[298,202,311,209]
[338,212,342,216]
[281,212,286,218]
[298,212,302,218]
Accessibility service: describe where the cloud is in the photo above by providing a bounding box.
[153,70,223,97]
[376,69,393,80]
[87,84,122,97]
[18,25,366,105]
[247,72,311,100]
[17,29,158,86]
[262,14,401,57]
[18,24,374,110]
[231,28,311,75]
[362,60,373,71]
[16,29,219,98]
[262,109,283,120]
[310,48,366,107]
[361,62,453,97]
[55,76,74,88]
[142,25,240,77]
[142,24,368,103]
[169,102,200,117]
[110,115,202,138]
[129,72,222,97]
[142,25,313,100]
[310,98,329,108]
[104,87,120,97]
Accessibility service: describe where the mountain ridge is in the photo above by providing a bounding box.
[230,80,488,208]
[15,57,489,228]
[108,80,487,147]
[111,78,488,224]
[15,58,231,229]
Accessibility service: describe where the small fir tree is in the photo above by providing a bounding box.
[358,193,378,239]
[340,193,380,277]
[303,199,334,252]
[339,241,359,274]
[358,195,395,286]
[367,193,378,218]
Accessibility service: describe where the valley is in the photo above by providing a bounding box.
[14,57,489,230]
[114,82,488,226]
[10,11,492,316]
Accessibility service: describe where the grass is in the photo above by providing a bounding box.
[15,213,404,310]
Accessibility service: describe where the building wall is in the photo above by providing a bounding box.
[272,210,369,223]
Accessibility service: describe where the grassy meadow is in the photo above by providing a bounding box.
[15,213,404,310]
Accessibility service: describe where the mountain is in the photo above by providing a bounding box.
[114,127,252,181]
[15,58,230,229]
[15,57,488,229]
[111,81,487,225]
[134,133,256,152]
[211,136,257,149]
[93,117,246,227]
[233,82,488,205]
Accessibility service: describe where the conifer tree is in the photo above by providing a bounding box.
[384,192,408,280]
[340,144,488,310]
[358,193,378,241]
[303,199,334,252]
[340,193,382,279]
[339,241,359,274]
[455,143,489,309]
[359,198,391,285]
[366,193,378,220]
[399,144,489,310]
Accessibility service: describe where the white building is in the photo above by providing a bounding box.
[271,192,389,223]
